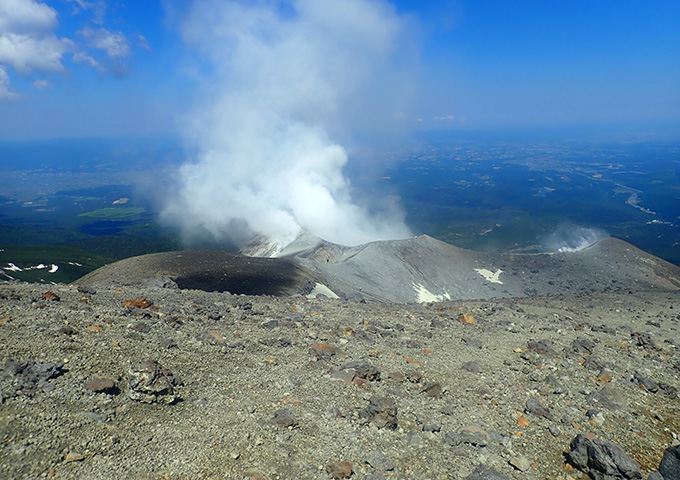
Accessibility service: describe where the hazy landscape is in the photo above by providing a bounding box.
[2,132,678,284]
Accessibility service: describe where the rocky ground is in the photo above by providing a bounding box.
[1,281,679,479]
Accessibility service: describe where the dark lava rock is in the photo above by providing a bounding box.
[592,324,616,335]
[525,398,553,420]
[362,396,397,429]
[464,464,511,479]
[545,374,565,394]
[1,358,66,397]
[462,361,482,373]
[633,372,659,393]
[566,434,642,479]
[570,336,596,355]
[130,322,151,333]
[271,408,297,428]
[632,332,661,350]
[443,424,490,447]
[587,385,627,412]
[658,444,680,480]
[341,361,380,381]
[364,450,394,471]
[421,382,443,398]
[527,339,558,357]
[404,370,422,383]
[127,360,178,404]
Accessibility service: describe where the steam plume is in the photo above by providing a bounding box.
[541,223,610,252]
[162,0,413,251]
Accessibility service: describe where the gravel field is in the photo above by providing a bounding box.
[1,282,679,479]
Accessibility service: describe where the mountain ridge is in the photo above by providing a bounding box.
[76,235,680,303]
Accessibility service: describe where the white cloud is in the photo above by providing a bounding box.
[0,0,73,74]
[0,66,18,99]
[434,114,456,121]
[79,27,130,58]
[66,0,107,24]
[0,32,73,73]
[32,78,48,89]
[136,34,151,52]
[72,50,99,68]
[0,0,57,34]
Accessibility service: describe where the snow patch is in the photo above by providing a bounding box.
[4,263,22,272]
[413,283,451,303]
[306,283,339,300]
[474,268,503,284]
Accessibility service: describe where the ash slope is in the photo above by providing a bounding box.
[278,234,680,303]
[76,235,680,303]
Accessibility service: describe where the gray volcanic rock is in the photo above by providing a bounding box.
[658,445,680,479]
[566,434,643,479]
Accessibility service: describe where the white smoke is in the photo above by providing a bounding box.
[541,222,610,252]
[162,0,414,250]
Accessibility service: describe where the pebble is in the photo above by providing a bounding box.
[464,464,511,479]
[525,398,553,420]
[270,409,297,428]
[326,460,352,479]
[126,359,178,404]
[362,396,397,429]
[462,361,482,373]
[65,453,84,462]
[509,456,532,472]
[86,375,117,394]
[364,451,394,471]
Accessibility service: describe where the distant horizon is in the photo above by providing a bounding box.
[1,119,679,144]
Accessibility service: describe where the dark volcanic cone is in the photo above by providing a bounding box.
[76,250,322,297]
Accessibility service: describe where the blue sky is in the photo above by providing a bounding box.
[0,0,678,141]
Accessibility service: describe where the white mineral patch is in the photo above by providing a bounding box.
[306,283,339,299]
[474,268,504,284]
[4,263,22,272]
[413,283,451,303]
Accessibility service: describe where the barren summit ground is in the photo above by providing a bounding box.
[0,286,679,478]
